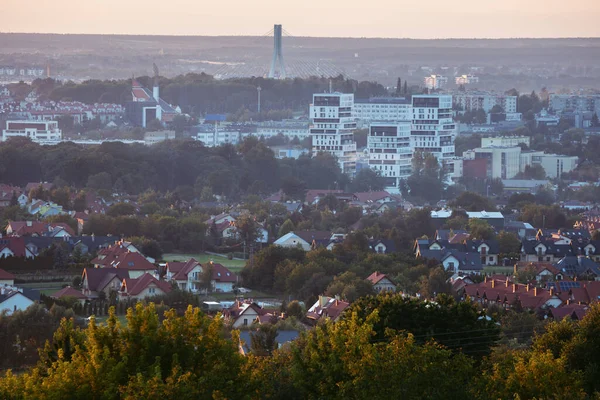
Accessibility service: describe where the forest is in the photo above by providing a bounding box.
[11,74,388,115]
[0,297,598,399]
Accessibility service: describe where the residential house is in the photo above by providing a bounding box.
[366,271,397,293]
[514,261,563,283]
[306,296,350,324]
[0,237,36,259]
[5,221,74,238]
[352,191,392,204]
[0,268,15,286]
[463,276,564,311]
[369,239,396,254]
[435,229,468,241]
[204,213,236,226]
[228,301,270,328]
[274,231,333,251]
[464,240,500,266]
[110,251,156,278]
[209,262,237,292]
[166,259,205,292]
[579,240,600,263]
[555,255,600,280]
[0,287,35,315]
[81,267,130,299]
[50,286,88,304]
[120,273,172,300]
[504,221,537,240]
[521,240,577,263]
[304,189,344,205]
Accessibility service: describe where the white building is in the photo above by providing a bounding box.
[410,95,456,161]
[367,122,412,192]
[310,93,357,175]
[455,75,479,85]
[453,92,518,114]
[464,146,522,180]
[353,98,411,124]
[195,129,249,147]
[0,287,34,315]
[466,146,579,179]
[424,75,448,90]
[2,120,62,143]
[550,94,600,115]
[144,130,176,145]
[256,121,309,139]
[481,136,530,148]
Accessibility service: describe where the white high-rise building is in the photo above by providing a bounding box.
[367,122,412,192]
[410,95,456,161]
[310,93,357,175]
[353,98,411,124]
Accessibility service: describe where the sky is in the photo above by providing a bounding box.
[3,0,600,38]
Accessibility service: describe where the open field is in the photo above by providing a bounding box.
[483,266,514,275]
[162,253,247,272]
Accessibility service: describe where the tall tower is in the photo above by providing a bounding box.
[268,24,286,79]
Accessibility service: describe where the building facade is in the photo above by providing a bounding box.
[310,93,357,175]
[453,92,518,114]
[367,122,412,191]
[424,75,448,90]
[353,97,411,123]
[481,136,530,148]
[410,95,456,161]
[2,120,62,143]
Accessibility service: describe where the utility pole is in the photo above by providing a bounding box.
[257,86,262,114]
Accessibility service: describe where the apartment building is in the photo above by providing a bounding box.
[367,122,412,191]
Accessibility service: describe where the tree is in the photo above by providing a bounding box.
[490,104,504,114]
[419,267,451,299]
[353,128,368,148]
[9,191,18,207]
[450,191,496,211]
[592,113,600,128]
[286,300,304,320]
[468,219,495,240]
[395,77,402,96]
[349,168,386,192]
[325,271,374,302]
[516,164,546,180]
[278,219,295,238]
[497,231,521,255]
[86,172,112,190]
[403,80,408,95]
[280,176,306,200]
[250,324,279,356]
[146,118,163,131]
[107,202,135,217]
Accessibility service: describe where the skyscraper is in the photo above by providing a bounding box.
[310,93,357,175]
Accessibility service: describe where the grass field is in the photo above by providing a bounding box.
[483,266,514,275]
[92,315,128,325]
[162,253,247,272]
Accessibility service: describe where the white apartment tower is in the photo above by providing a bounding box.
[367,122,412,192]
[310,93,357,174]
[410,95,456,161]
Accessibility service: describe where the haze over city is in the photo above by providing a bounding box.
[4,0,600,38]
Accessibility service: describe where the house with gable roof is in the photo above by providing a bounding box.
[366,271,397,293]
[274,231,333,251]
[306,295,350,324]
[228,301,270,328]
[166,259,237,293]
[81,267,130,299]
[50,286,87,304]
[0,237,36,259]
[521,239,576,263]
[120,273,172,300]
[0,287,35,315]
[0,269,15,286]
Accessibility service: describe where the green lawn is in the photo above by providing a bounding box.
[92,315,128,325]
[483,266,514,275]
[162,253,247,272]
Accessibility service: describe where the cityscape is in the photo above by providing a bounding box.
[1,1,600,398]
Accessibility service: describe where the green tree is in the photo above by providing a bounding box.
[468,219,496,240]
[349,168,386,192]
[107,202,136,217]
[278,219,295,238]
[250,324,279,356]
[497,231,521,255]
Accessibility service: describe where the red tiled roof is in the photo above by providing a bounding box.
[171,259,201,281]
[305,189,343,204]
[0,268,15,280]
[122,273,172,296]
[7,221,47,236]
[113,252,156,271]
[207,262,237,283]
[353,191,390,203]
[366,271,389,285]
[0,237,26,257]
[51,286,87,300]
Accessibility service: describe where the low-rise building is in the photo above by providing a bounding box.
[2,120,62,143]
[366,271,397,293]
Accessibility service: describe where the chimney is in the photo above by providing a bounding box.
[534,287,538,296]
[505,277,509,287]
[549,287,554,296]
[567,299,571,305]
[526,284,531,292]
[484,276,488,283]
[319,295,327,308]
[512,284,517,293]
[491,280,495,288]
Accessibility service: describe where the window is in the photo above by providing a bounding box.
[243,318,248,326]
[489,256,493,262]
[447,262,455,271]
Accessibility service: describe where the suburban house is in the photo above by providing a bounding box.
[81,267,130,299]
[462,276,564,311]
[464,240,500,266]
[0,287,35,315]
[555,256,600,280]
[5,221,75,238]
[418,247,484,274]
[274,231,333,251]
[205,213,236,226]
[306,296,350,324]
[120,273,172,300]
[366,271,397,293]
[514,261,564,283]
[91,241,156,277]
[166,259,237,293]
[0,268,15,286]
[521,240,577,263]
[415,238,495,270]
[228,301,270,328]
[50,286,88,304]
[0,237,36,259]
[504,221,537,240]
[578,240,600,263]
[369,239,396,254]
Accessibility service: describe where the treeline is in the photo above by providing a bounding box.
[2,299,600,399]
[0,137,347,198]
[28,74,388,114]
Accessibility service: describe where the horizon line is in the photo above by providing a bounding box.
[1,31,599,41]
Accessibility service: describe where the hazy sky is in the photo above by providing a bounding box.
[4,0,600,38]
